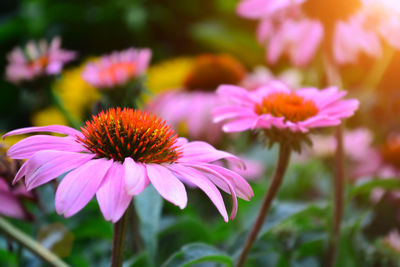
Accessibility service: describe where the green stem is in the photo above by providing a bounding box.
[327,125,344,267]
[111,210,130,267]
[236,144,291,267]
[50,87,82,129]
[0,217,68,267]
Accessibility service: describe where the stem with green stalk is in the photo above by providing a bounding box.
[236,144,291,267]
[0,217,68,267]
[111,210,130,267]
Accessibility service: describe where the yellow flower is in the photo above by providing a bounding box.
[146,57,194,95]
[31,106,68,127]
[53,62,100,122]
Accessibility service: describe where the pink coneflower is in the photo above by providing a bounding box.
[214,81,359,135]
[147,54,246,144]
[5,37,76,84]
[4,108,253,223]
[82,48,151,89]
[237,0,400,66]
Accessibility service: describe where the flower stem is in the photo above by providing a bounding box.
[111,210,130,267]
[0,217,68,267]
[237,144,291,267]
[327,125,344,267]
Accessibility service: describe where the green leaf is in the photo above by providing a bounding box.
[161,243,233,267]
[259,202,328,235]
[134,185,163,265]
[348,178,400,198]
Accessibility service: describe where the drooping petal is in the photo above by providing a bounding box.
[55,158,113,217]
[124,158,149,195]
[170,164,229,222]
[146,164,187,209]
[3,125,80,138]
[182,162,239,220]
[97,162,133,222]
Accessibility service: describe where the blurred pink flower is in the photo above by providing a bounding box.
[4,108,253,222]
[5,37,76,84]
[147,91,224,144]
[0,177,32,219]
[237,0,400,66]
[82,48,151,89]
[353,134,400,179]
[241,66,303,91]
[334,0,400,64]
[214,81,359,133]
[147,54,246,144]
[303,128,373,161]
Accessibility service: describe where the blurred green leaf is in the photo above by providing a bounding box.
[191,20,264,67]
[37,223,74,258]
[349,178,400,198]
[161,243,233,267]
[134,185,163,265]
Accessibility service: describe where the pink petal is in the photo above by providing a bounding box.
[25,152,95,190]
[97,162,133,222]
[222,116,258,132]
[170,164,229,222]
[182,162,239,220]
[146,164,187,209]
[3,125,81,138]
[55,158,113,217]
[178,141,245,168]
[124,158,149,195]
[7,135,84,159]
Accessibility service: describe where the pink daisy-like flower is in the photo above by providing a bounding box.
[147,54,246,144]
[237,0,400,66]
[5,37,76,84]
[82,48,151,89]
[213,81,359,135]
[3,108,253,223]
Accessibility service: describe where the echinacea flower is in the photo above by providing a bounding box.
[213,81,359,149]
[82,48,151,89]
[5,37,76,84]
[147,54,246,144]
[3,108,253,223]
[237,0,400,66]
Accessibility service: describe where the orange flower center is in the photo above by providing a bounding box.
[77,108,180,163]
[98,62,136,85]
[382,137,400,169]
[184,54,246,92]
[255,92,318,123]
[28,55,49,69]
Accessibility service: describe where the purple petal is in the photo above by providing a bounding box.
[26,151,95,190]
[170,164,229,222]
[7,135,84,159]
[178,141,245,168]
[146,164,187,209]
[55,158,113,217]
[97,162,133,222]
[3,125,81,138]
[0,190,27,219]
[182,162,239,220]
[124,158,149,195]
